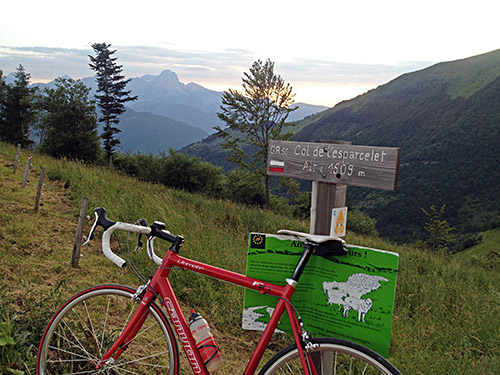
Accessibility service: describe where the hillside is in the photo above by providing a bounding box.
[118,108,208,154]
[185,49,500,243]
[455,228,500,259]
[293,49,500,242]
[1,142,499,374]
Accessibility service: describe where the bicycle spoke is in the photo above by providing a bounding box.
[119,298,136,336]
[361,361,370,375]
[124,320,156,346]
[82,300,101,356]
[108,366,142,375]
[60,369,98,375]
[99,295,111,357]
[109,359,169,375]
[116,349,169,367]
[59,317,98,362]
[38,287,177,375]
[46,346,90,362]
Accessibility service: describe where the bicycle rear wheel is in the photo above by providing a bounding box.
[37,284,179,375]
[259,337,400,375]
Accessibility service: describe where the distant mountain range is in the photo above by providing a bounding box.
[184,49,500,243]
[28,70,327,154]
[118,108,208,153]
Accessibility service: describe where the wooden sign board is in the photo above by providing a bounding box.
[267,140,401,191]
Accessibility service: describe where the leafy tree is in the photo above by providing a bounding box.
[0,65,38,147]
[38,78,100,161]
[422,204,455,251]
[89,43,137,164]
[215,58,297,208]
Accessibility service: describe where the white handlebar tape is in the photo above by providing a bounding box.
[147,236,164,266]
[102,222,151,268]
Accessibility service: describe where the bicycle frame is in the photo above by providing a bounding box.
[96,248,315,375]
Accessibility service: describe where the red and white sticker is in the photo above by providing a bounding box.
[269,160,285,173]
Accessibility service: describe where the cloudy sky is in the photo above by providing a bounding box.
[1,0,499,106]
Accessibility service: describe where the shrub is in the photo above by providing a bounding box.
[225,169,266,207]
[347,207,379,237]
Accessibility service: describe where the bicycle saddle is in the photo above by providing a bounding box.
[277,230,348,256]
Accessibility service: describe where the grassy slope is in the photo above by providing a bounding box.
[455,228,500,259]
[1,141,499,374]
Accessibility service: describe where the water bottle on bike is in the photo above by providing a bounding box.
[189,310,224,372]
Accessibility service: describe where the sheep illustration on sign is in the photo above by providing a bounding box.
[323,274,389,323]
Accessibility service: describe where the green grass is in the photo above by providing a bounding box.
[456,228,500,259]
[1,141,499,374]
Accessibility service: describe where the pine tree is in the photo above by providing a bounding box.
[0,65,37,147]
[215,59,297,208]
[89,43,137,164]
[422,204,455,252]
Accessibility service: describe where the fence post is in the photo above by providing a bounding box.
[72,197,90,268]
[13,144,21,174]
[22,155,32,187]
[34,167,46,212]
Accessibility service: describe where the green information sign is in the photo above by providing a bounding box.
[243,233,399,358]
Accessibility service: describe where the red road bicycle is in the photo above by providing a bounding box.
[37,207,401,374]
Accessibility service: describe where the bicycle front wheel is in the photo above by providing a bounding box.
[37,284,179,375]
[259,337,400,375]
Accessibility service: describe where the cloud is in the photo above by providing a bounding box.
[0,45,91,81]
[279,58,433,85]
[0,45,434,105]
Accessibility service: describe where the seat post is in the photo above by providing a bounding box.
[290,242,315,282]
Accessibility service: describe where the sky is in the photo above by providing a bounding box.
[1,0,499,106]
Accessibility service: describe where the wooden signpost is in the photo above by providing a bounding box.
[267,140,401,235]
[266,139,401,370]
[268,140,401,191]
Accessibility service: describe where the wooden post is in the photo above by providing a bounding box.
[34,167,46,212]
[72,197,90,268]
[13,144,21,174]
[310,140,351,236]
[21,155,32,187]
[310,181,347,235]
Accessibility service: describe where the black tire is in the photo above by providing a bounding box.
[37,284,179,374]
[259,337,401,375]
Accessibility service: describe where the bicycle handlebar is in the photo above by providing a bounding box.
[86,207,179,268]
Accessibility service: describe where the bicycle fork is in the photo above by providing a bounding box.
[284,302,320,375]
[95,286,156,370]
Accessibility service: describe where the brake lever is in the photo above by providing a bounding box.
[135,218,148,252]
[82,211,99,246]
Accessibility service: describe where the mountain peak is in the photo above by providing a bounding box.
[137,70,181,85]
[157,69,180,84]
